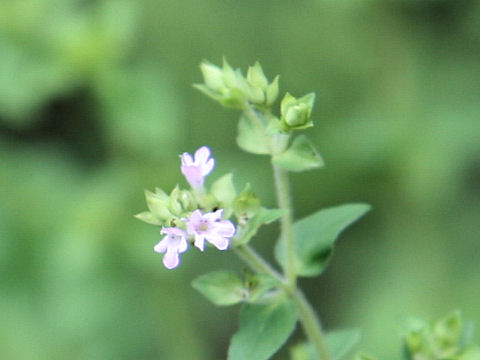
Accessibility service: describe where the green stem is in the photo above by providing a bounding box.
[272,164,296,289]
[233,245,283,282]
[239,104,331,360]
[292,289,332,360]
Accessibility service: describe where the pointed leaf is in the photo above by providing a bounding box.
[272,135,324,172]
[134,211,162,226]
[192,271,246,306]
[228,298,298,360]
[275,204,371,277]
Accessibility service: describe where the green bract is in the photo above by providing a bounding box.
[272,135,324,172]
[236,113,271,155]
[211,173,237,217]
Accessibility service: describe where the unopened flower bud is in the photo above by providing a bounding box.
[247,62,269,90]
[144,189,174,223]
[280,92,315,131]
[169,186,184,215]
[199,62,224,92]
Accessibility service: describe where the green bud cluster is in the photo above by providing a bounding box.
[403,311,480,360]
[135,187,194,227]
[195,58,324,174]
[195,59,279,109]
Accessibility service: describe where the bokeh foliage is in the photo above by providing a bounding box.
[1,0,479,359]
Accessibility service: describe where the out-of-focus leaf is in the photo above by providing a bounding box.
[228,297,298,360]
[192,270,246,306]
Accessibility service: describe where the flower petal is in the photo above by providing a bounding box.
[177,237,189,253]
[161,227,186,237]
[206,234,229,251]
[181,166,204,188]
[153,239,168,253]
[181,153,194,166]
[204,208,223,221]
[163,248,180,269]
[202,158,215,176]
[194,146,211,164]
[215,220,236,237]
[194,233,206,251]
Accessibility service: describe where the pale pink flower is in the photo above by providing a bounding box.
[154,227,188,269]
[180,146,215,189]
[186,209,236,251]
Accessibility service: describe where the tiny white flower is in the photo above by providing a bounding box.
[154,227,188,269]
[186,209,235,251]
[180,146,215,190]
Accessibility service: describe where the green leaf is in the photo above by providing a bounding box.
[275,203,371,277]
[246,274,282,303]
[192,271,246,307]
[236,114,270,155]
[459,346,480,360]
[272,135,324,172]
[228,298,298,360]
[325,329,362,360]
[354,352,378,360]
[289,329,361,360]
[233,207,286,246]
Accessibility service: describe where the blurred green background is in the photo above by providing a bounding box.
[1,0,479,359]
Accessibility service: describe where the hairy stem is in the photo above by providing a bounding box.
[233,245,283,281]
[272,164,296,289]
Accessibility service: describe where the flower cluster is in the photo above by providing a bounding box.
[136,146,236,269]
